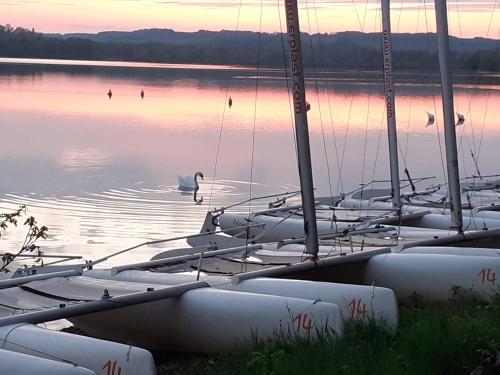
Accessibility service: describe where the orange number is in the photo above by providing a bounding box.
[293,313,313,334]
[102,360,122,375]
[479,268,497,286]
[348,298,368,318]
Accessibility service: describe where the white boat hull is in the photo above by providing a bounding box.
[85,270,398,329]
[340,198,500,230]
[0,323,155,375]
[365,253,500,302]
[401,246,500,257]
[218,213,351,242]
[0,348,96,375]
[19,276,344,352]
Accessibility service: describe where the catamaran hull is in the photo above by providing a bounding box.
[0,323,155,375]
[219,278,398,329]
[401,246,500,257]
[341,198,500,229]
[3,276,344,352]
[218,213,350,242]
[365,253,500,302]
[0,348,96,375]
[62,284,345,352]
[85,270,398,329]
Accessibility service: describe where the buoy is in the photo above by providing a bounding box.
[141,89,145,99]
[107,89,112,99]
[426,111,435,127]
[228,96,233,108]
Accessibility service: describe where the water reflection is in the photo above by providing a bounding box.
[60,147,110,170]
[0,58,498,266]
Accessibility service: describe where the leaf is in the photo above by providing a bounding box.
[24,216,36,227]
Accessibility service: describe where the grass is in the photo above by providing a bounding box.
[156,297,500,375]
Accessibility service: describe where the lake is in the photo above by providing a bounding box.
[0,58,499,266]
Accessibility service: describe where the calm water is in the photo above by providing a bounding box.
[0,58,499,266]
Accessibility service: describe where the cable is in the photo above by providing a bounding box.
[248,0,264,212]
[304,0,335,206]
[208,0,245,209]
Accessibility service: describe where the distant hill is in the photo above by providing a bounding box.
[2,25,499,71]
[49,29,500,52]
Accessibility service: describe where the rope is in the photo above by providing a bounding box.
[371,107,386,183]
[207,0,244,209]
[358,3,380,212]
[466,0,499,168]
[319,2,345,193]
[2,335,77,366]
[452,0,472,180]
[337,0,371,194]
[248,0,264,218]
[423,0,448,190]
[276,0,299,164]
[304,0,335,206]
[370,7,389,184]
[396,0,422,174]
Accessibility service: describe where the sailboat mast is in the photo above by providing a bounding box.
[381,0,401,210]
[283,0,319,256]
[434,0,463,231]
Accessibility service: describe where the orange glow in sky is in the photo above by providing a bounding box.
[0,1,498,38]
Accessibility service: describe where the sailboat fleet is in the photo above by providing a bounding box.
[0,0,499,373]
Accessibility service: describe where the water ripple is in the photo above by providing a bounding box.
[0,180,291,267]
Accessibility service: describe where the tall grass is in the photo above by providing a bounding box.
[174,297,500,375]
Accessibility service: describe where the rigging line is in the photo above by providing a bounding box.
[458,0,498,164]
[471,0,499,166]
[311,0,341,234]
[401,0,423,167]
[403,96,412,165]
[1,337,77,366]
[276,0,299,165]
[313,4,344,195]
[454,1,499,177]
[395,0,404,32]
[337,0,371,194]
[423,0,448,188]
[381,0,415,179]
[458,124,469,180]
[208,0,244,209]
[358,6,379,211]
[326,90,344,193]
[452,0,477,172]
[248,0,264,216]
[305,0,335,206]
[370,8,386,183]
[371,107,386,183]
[350,0,366,31]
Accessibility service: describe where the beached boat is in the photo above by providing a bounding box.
[0,348,96,375]
[1,0,499,358]
[0,323,156,375]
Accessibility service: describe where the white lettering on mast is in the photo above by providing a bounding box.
[286,0,303,114]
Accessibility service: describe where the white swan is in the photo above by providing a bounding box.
[178,172,203,191]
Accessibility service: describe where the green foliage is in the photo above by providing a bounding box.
[0,205,47,273]
[195,298,500,375]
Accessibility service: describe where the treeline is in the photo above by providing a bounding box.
[0,25,498,71]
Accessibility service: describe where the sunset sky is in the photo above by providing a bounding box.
[0,0,498,38]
